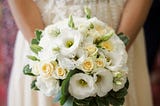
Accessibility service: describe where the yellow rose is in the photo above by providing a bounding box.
[82,58,94,73]
[85,45,98,56]
[95,58,105,68]
[40,61,56,78]
[56,67,66,77]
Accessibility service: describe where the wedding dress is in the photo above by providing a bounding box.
[8,0,153,106]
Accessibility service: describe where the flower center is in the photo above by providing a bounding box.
[79,79,88,87]
[96,59,104,67]
[102,41,113,52]
[83,60,93,71]
[95,25,106,35]
[65,40,73,48]
[96,75,102,83]
[42,64,51,73]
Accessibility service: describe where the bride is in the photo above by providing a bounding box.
[8,0,153,106]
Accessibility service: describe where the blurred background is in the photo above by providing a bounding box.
[0,0,160,106]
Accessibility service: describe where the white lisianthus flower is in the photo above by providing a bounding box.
[32,62,40,75]
[104,51,128,71]
[113,67,128,91]
[59,29,83,58]
[93,68,113,97]
[89,17,107,35]
[38,34,60,61]
[69,73,95,99]
[44,25,60,37]
[39,61,57,78]
[36,76,59,96]
[53,66,68,80]
[101,34,126,53]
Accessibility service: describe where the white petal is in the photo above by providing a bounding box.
[94,68,113,97]
[69,73,95,99]
[36,77,59,96]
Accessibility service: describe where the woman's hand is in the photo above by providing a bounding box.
[8,0,44,42]
[117,0,152,51]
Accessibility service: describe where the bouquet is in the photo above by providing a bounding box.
[23,8,129,106]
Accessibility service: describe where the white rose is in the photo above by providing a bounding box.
[53,66,68,80]
[93,68,113,97]
[36,76,60,96]
[69,73,95,99]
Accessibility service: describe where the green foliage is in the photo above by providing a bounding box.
[23,64,35,76]
[118,33,130,46]
[27,55,40,61]
[35,30,43,41]
[31,79,39,90]
[30,30,43,54]
[31,30,43,45]
[60,69,80,105]
[30,44,43,54]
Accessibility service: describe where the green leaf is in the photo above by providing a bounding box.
[118,33,129,46]
[35,30,42,41]
[60,95,68,105]
[125,78,129,89]
[109,96,125,106]
[96,96,109,106]
[74,98,91,106]
[31,79,39,90]
[110,88,128,99]
[27,55,40,61]
[84,7,91,19]
[30,44,43,54]
[23,64,36,76]
[31,38,39,45]
[60,69,80,105]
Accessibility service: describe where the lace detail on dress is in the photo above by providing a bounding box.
[33,0,127,30]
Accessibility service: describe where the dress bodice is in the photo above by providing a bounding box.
[33,0,126,30]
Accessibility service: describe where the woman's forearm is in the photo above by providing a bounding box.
[8,0,44,42]
[118,0,152,50]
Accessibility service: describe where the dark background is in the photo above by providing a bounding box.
[0,0,159,106]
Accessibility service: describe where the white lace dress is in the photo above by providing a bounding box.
[8,0,153,106]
